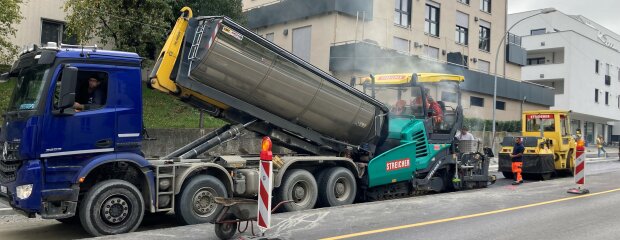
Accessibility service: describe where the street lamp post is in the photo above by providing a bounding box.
[491,8,556,150]
[520,96,527,118]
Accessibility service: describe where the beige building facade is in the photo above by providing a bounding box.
[11,1,76,51]
[243,0,553,121]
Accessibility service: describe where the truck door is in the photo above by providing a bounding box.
[40,64,117,159]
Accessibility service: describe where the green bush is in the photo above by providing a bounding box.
[0,64,10,73]
[463,118,521,132]
[0,79,14,117]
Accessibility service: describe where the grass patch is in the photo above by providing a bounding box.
[142,83,225,128]
[0,81,226,129]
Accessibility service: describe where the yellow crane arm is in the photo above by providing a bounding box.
[149,7,193,94]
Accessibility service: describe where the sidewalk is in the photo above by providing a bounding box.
[585,146,619,159]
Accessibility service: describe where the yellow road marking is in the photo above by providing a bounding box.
[321,188,620,240]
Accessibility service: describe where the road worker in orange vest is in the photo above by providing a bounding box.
[510,137,525,185]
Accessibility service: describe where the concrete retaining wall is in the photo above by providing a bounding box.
[142,129,522,158]
[142,128,265,158]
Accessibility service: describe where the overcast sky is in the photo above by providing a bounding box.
[508,0,620,34]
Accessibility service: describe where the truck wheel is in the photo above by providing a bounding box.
[79,180,145,236]
[277,169,318,212]
[214,222,238,240]
[501,171,514,179]
[175,175,227,225]
[317,167,357,207]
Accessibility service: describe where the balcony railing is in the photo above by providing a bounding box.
[522,63,566,81]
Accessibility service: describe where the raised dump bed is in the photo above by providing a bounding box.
[169,16,389,154]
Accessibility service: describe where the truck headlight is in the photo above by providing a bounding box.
[16,184,33,200]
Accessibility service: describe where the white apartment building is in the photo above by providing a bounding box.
[509,9,620,143]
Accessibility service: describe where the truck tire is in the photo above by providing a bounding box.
[276,169,318,212]
[501,171,514,179]
[79,179,145,236]
[317,167,356,207]
[175,175,227,225]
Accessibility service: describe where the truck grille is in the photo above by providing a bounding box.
[412,130,428,158]
[0,141,21,183]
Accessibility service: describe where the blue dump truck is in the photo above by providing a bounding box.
[0,8,493,236]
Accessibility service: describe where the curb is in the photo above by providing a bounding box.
[489,158,617,171]
[0,207,15,216]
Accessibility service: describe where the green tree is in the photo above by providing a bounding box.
[64,0,174,59]
[0,0,22,65]
[169,0,244,23]
[64,0,244,60]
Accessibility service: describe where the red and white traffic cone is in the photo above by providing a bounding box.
[257,137,273,233]
[568,140,589,194]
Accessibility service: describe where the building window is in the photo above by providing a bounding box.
[394,0,411,27]
[265,32,274,42]
[496,100,506,110]
[606,91,609,105]
[531,28,546,35]
[455,11,469,45]
[292,26,312,61]
[595,59,599,73]
[480,0,491,13]
[456,26,468,45]
[479,20,491,52]
[527,58,545,65]
[478,60,490,73]
[41,19,77,45]
[425,2,440,37]
[393,37,410,53]
[457,0,470,5]
[595,89,599,103]
[606,63,610,76]
[424,45,439,59]
[470,96,484,107]
[441,91,458,103]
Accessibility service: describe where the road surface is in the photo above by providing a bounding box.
[0,158,618,240]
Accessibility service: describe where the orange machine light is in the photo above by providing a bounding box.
[576,139,585,152]
[260,136,273,161]
[577,139,585,148]
[79,177,85,183]
[261,136,272,152]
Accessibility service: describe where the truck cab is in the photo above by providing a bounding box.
[0,43,145,222]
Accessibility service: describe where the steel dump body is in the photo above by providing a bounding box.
[173,17,388,151]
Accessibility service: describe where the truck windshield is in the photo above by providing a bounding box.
[8,65,49,112]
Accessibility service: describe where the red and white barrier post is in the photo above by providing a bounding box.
[257,137,273,232]
[568,140,589,194]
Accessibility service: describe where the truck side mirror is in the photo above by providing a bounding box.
[57,66,78,113]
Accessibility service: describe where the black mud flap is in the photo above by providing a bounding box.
[498,153,555,174]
